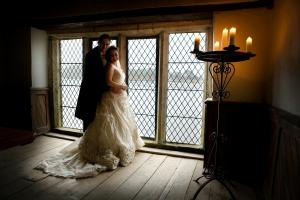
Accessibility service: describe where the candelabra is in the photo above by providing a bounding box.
[191,45,255,199]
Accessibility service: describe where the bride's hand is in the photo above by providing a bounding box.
[122,84,128,90]
[110,87,123,94]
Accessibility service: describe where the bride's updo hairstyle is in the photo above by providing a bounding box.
[105,46,118,63]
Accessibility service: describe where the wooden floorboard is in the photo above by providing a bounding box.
[160,158,197,200]
[133,156,182,200]
[106,154,167,200]
[185,160,204,200]
[0,127,34,151]
[0,139,71,187]
[0,135,257,200]
[82,152,152,200]
[32,169,120,200]
[0,136,70,169]
[8,176,64,200]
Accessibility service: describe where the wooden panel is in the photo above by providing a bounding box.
[31,88,50,134]
[203,100,269,187]
[263,112,280,198]
[264,108,300,200]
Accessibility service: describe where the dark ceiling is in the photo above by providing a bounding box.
[1,0,273,28]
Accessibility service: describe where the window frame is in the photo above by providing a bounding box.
[49,20,213,151]
[126,35,160,141]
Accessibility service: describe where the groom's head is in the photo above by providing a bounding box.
[98,34,111,53]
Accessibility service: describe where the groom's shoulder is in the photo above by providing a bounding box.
[86,46,100,57]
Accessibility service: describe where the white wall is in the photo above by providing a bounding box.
[31,27,48,88]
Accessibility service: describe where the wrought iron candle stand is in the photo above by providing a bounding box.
[191,45,255,200]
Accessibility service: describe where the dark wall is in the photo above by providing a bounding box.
[0,25,32,130]
[266,0,300,117]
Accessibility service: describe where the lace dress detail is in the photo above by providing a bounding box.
[35,68,144,178]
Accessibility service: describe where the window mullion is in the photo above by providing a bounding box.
[201,28,213,145]
[82,37,90,59]
[156,32,169,145]
[51,38,62,129]
[118,34,127,71]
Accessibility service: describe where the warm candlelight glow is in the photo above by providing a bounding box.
[229,27,236,46]
[221,28,228,49]
[246,36,253,52]
[194,36,200,51]
[214,41,220,50]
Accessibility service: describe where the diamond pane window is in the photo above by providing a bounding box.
[166,33,207,145]
[127,38,158,139]
[59,39,117,131]
[60,39,83,129]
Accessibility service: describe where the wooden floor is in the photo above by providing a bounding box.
[0,135,257,200]
[0,127,34,151]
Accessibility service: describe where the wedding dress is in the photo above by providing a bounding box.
[35,68,144,178]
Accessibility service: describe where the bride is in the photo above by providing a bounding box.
[35,46,144,178]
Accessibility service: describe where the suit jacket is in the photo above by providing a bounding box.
[75,46,108,131]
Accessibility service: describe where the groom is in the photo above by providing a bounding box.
[75,34,111,131]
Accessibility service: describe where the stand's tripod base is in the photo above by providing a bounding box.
[191,175,236,200]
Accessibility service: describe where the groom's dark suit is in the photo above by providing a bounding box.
[75,46,108,131]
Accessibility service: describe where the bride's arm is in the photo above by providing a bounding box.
[106,63,127,91]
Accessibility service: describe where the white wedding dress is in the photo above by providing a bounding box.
[35,68,144,178]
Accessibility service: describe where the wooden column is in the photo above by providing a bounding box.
[31,88,50,135]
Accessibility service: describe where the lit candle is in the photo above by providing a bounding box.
[221,28,228,49]
[229,27,236,46]
[214,41,220,50]
[194,35,200,51]
[246,36,253,52]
